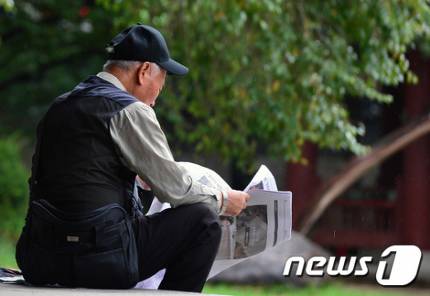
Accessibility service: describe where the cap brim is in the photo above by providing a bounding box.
[158,59,189,76]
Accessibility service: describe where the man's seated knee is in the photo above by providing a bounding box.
[179,203,221,241]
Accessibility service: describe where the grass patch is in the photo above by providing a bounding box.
[203,282,409,296]
[0,238,18,268]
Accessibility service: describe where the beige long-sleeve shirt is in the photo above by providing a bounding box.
[97,72,224,214]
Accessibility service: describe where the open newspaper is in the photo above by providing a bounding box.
[135,163,292,288]
[204,164,292,278]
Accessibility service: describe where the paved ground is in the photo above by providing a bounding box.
[0,283,223,296]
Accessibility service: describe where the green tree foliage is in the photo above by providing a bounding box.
[0,0,118,134]
[1,1,429,168]
[0,136,28,239]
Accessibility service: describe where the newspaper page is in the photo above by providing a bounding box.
[209,165,292,278]
[135,163,292,288]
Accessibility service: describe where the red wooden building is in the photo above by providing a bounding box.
[288,51,430,252]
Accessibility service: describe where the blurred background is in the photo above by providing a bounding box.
[1,1,430,295]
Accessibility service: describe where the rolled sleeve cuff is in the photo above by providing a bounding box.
[218,189,229,215]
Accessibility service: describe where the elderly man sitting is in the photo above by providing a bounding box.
[16,24,249,292]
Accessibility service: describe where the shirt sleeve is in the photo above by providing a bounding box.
[109,101,223,213]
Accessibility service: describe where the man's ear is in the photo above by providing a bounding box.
[136,62,151,85]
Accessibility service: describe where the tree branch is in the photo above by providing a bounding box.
[298,112,430,235]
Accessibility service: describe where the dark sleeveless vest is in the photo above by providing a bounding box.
[30,76,139,213]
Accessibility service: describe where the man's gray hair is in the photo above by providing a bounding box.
[103,60,142,72]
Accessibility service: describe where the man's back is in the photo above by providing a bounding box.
[33,76,138,212]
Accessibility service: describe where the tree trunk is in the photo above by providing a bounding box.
[297,113,430,235]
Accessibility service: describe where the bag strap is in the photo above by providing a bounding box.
[29,116,45,202]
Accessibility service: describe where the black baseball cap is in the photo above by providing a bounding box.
[106,24,188,75]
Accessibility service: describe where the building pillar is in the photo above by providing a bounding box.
[399,50,430,249]
[286,142,320,229]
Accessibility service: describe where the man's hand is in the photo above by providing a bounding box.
[223,190,250,216]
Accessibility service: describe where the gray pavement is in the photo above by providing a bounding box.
[0,283,224,296]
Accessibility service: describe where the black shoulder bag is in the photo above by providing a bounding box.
[16,116,139,289]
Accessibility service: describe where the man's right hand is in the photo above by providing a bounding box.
[223,190,250,216]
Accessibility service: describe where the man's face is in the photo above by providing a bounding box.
[133,62,166,107]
